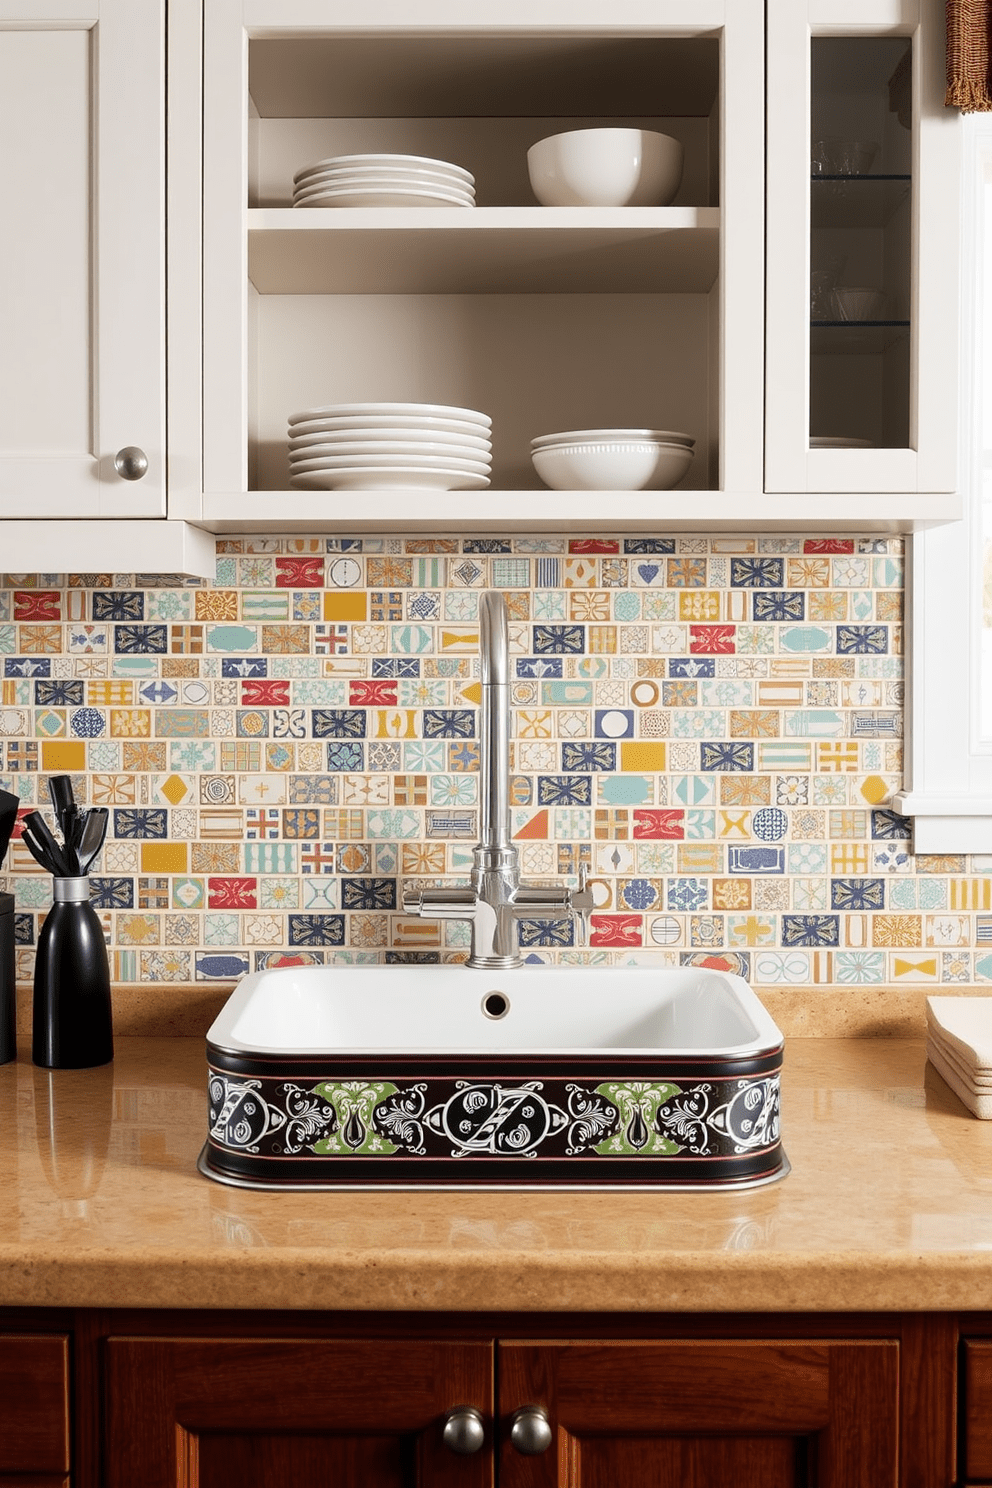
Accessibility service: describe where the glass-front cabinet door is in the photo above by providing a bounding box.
[765,0,960,501]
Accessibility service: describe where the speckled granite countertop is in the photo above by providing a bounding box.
[0,1036,989,1314]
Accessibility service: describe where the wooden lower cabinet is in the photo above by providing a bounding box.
[499,1340,899,1488]
[0,1308,978,1486]
[100,1330,899,1488]
[104,1338,494,1488]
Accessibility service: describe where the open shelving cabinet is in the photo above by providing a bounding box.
[199,0,780,534]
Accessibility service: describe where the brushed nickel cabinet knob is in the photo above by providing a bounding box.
[442,1406,485,1454]
[114,446,148,480]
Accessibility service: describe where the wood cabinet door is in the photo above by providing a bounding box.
[0,1334,70,1475]
[104,1337,493,1488]
[498,1339,898,1488]
[0,0,166,518]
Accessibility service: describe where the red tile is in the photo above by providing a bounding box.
[241,679,290,706]
[350,679,399,706]
[689,624,736,654]
[569,539,619,553]
[208,876,258,909]
[13,590,61,620]
[633,809,685,840]
[804,539,854,554]
[589,913,643,947]
[275,557,324,588]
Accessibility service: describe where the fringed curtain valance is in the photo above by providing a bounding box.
[947,0,992,111]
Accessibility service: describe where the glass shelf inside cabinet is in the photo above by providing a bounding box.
[808,36,912,451]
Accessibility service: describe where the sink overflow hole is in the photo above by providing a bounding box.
[482,991,510,1020]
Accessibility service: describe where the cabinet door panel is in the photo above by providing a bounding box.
[569,1435,800,1488]
[499,1340,898,1488]
[964,1339,992,1480]
[197,1432,412,1485]
[0,1334,70,1473]
[105,1337,493,1488]
[0,0,165,517]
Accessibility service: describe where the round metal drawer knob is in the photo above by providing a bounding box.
[510,1405,553,1454]
[442,1406,485,1454]
[114,446,149,480]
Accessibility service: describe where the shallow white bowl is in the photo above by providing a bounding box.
[532,440,693,491]
[527,127,684,207]
[831,287,887,321]
[532,426,694,449]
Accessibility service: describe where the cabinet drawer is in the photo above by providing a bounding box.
[965,1340,992,1480]
[0,1336,70,1474]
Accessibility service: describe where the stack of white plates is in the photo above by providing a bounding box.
[292,153,475,209]
[287,402,492,491]
[926,996,992,1119]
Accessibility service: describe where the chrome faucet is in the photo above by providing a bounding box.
[402,589,594,969]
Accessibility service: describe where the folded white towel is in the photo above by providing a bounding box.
[927,1037,992,1119]
[925,996,992,1074]
[926,1026,992,1090]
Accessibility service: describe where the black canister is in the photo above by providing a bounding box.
[32,877,113,1069]
[0,892,14,1065]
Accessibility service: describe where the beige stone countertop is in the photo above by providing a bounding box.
[1,1035,990,1315]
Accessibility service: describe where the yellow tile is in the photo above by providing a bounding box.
[41,741,86,772]
[373,709,418,738]
[859,774,890,805]
[323,592,367,621]
[140,842,189,874]
[620,741,666,772]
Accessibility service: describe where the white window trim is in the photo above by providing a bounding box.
[893,114,992,851]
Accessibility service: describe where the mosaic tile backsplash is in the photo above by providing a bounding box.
[0,531,985,994]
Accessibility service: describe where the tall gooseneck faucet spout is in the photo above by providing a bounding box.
[402,589,593,969]
[478,589,513,855]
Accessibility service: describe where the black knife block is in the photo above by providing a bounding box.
[0,893,15,1065]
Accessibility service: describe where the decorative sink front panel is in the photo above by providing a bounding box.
[202,965,786,1190]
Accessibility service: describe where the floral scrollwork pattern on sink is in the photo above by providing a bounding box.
[207,1069,781,1167]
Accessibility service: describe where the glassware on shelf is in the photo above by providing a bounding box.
[810,138,879,175]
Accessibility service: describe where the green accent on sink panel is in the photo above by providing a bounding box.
[593,1080,683,1157]
[311,1080,399,1156]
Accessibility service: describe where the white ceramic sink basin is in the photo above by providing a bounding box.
[202,964,786,1192]
[212,963,780,1057]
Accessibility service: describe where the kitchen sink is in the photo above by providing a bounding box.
[200,964,787,1190]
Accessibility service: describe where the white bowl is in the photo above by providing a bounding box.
[831,287,887,322]
[532,440,693,491]
[527,128,684,208]
[532,427,695,449]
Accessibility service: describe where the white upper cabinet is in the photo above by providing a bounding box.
[199,0,768,533]
[0,0,166,519]
[765,0,960,510]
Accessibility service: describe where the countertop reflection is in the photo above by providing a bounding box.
[0,1036,989,1313]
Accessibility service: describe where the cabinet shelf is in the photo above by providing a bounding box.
[198,488,953,534]
[247,207,720,294]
